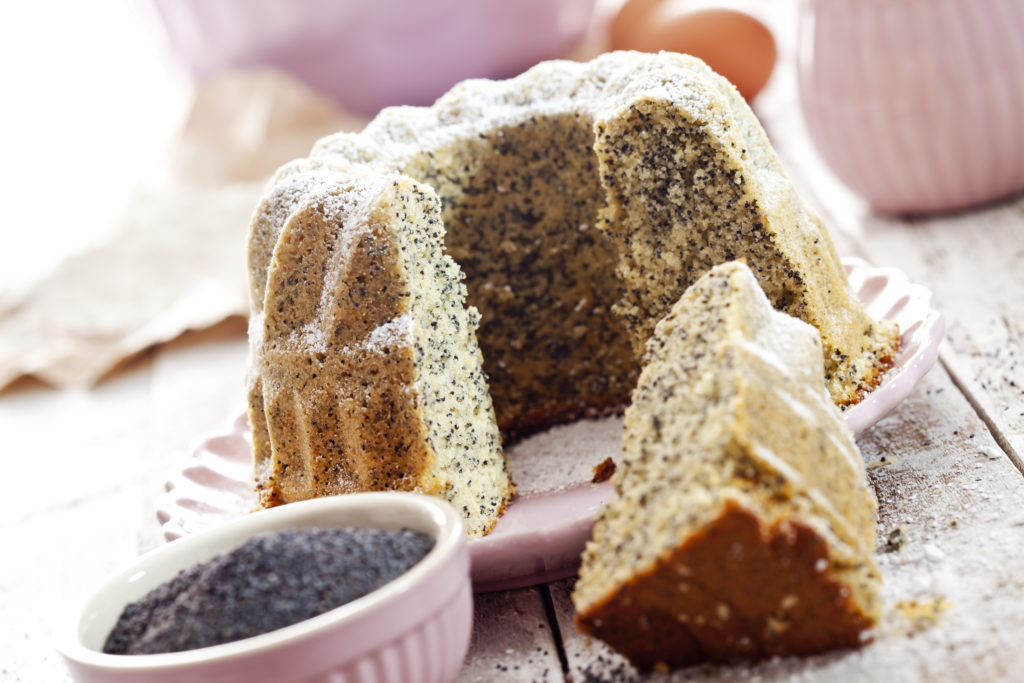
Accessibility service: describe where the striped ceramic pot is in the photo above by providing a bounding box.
[797,0,1024,214]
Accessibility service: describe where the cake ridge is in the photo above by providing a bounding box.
[310,50,896,425]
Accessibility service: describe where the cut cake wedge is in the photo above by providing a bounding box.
[573,261,881,668]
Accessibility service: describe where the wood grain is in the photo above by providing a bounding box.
[549,366,1024,681]
[458,588,565,683]
[858,205,1024,475]
[7,4,1024,680]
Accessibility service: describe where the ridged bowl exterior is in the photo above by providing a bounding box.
[313,585,472,683]
[58,494,472,683]
[798,0,1024,213]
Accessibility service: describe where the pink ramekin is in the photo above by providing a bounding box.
[57,493,472,683]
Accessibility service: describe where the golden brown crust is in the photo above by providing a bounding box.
[574,502,874,670]
[572,262,880,669]
[248,52,899,540]
[477,491,514,537]
[253,199,443,506]
[311,51,898,416]
[247,172,512,536]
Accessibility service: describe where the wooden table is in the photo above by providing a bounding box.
[5,9,1024,683]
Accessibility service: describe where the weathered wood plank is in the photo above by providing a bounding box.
[549,366,1024,681]
[0,356,153,525]
[458,588,565,683]
[138,322,249,553]
[857,206,1024,474]
[2,489,143,683]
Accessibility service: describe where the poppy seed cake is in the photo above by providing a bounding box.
[246,159,513,537]
[247,51,897,537]
[572,262,881,669]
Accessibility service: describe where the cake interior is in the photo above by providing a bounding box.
[250,53,899,538]
[595,94,894,405]
[313,55,897,442]
[405,113,638,438]
[386,179,512,534]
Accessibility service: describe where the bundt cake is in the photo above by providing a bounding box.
[246,159,513,537]
[572,262,881,669]
[246,51,898,536]
[310,50,897,435]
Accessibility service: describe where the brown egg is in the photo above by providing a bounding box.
[609,1,777,101]
[609,0,664,49]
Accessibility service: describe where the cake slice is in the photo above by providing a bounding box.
[572,261,880,669]
[246,159,513,537]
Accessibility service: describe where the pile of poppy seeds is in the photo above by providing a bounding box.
[103,527,435,654]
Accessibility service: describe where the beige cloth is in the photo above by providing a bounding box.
[0,70,366,390]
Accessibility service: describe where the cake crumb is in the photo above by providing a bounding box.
[592,457,617,484]
[892,598,953,635]
[885,525,908,552]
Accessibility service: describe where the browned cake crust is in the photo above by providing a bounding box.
[248,167,513,537]
[254,196,442,506]
[835,342,898,408]
[575,502,874,670]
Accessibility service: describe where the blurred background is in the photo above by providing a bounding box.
[0,0,784,291]
[0,1,183,299]
[0,0,793,389]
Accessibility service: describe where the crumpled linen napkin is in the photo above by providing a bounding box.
[0,70,366,390]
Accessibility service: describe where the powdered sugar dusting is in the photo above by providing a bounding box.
[364,313,413,354]
[310,52,733,184]
[254,163,402,359]
[506,415,624,495]
[557,368,1024,681]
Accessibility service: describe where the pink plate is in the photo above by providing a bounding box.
[156,258,944,592]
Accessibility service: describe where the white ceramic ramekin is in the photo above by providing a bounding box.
[57,493,472,683]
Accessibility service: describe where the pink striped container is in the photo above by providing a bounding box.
[797,0,1024,214]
